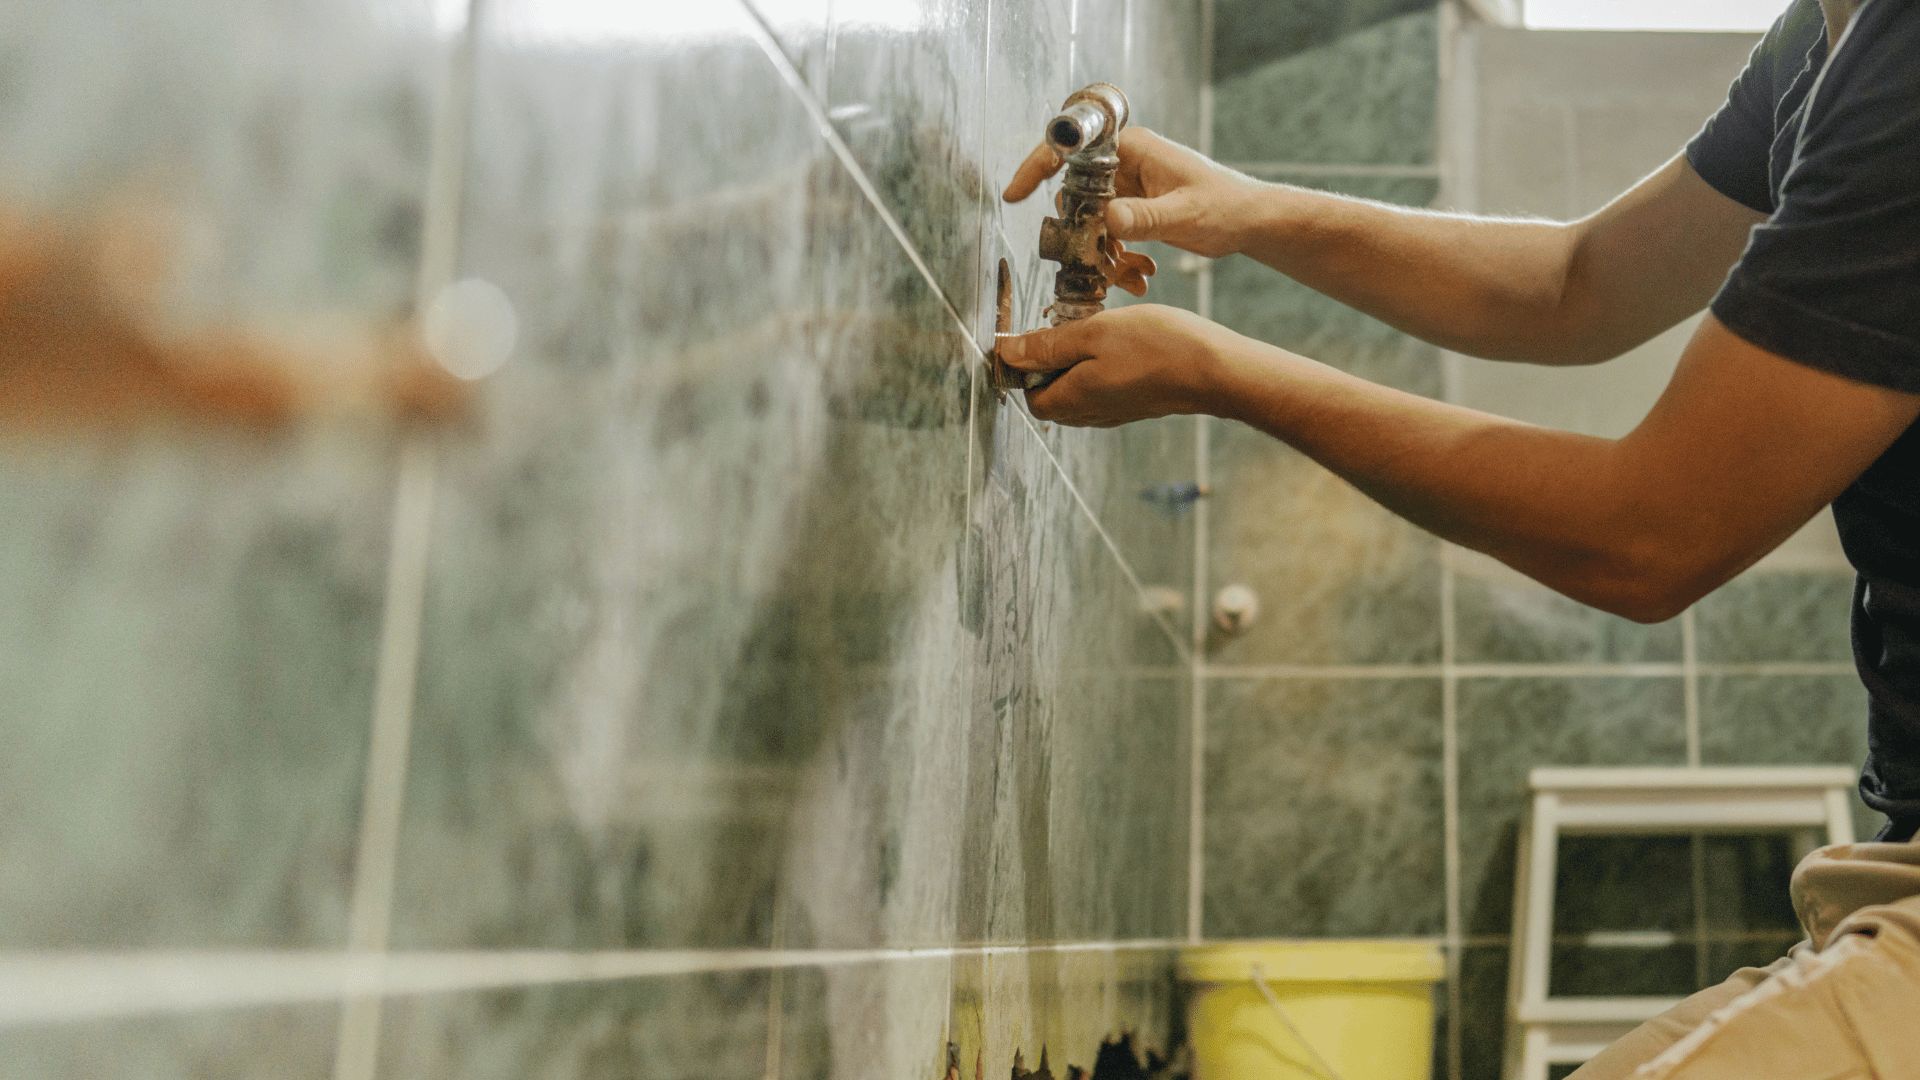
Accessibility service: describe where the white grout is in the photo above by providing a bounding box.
[0,941,1193,1029]
[1068,0,1080,83]
[1010,408,1193,661]
[761,897,789,1080]
[961,0,996,694]
[1434,13,1468,1075]
[1700,661,1858,676]
[1682,607,1703,767]
[333,439,438,1080]
[331,0,479,1072]
[1187,370,1212,942]
[1189,6,1216,944]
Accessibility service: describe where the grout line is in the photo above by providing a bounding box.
[1068,0,1080,82]
[1187,400,1212,939]
[331,0,480,1072]
[1682,607,1702,767]
[1197,23,1214,158]
[1435,10,1466,1077]
[334,416,439,1080]
[1205,663,1448,679]
[1010,408,1192,661]
[1107,665,1188,678]
[763,967,786,1080]
[961,0,994,617]
[738,0,982,363]
[761,895,788,1080]
[1561,102,1579,221]
[1690,833,1710,989]
[350,294,454,945]
[1200,661,1856,680]
[1188,0,1213,944]
[821,0,838,86]
[1187,409,1210,945]
[1224,161,1443,179]
[1187,539,1207,943]
[1699,661,1858,676]
[411,1,481,310]
[0,940,1195,1029]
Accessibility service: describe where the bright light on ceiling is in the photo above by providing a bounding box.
[1525,0,1783,32]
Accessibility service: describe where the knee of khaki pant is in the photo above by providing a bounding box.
[1562,960,1786,1080]
[1634,903,1920,1080]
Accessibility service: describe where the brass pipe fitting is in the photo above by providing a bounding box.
[1038,82,1128,326]
[991,83,1130,393]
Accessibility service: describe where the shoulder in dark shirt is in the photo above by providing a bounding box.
[1685,0,1920,835]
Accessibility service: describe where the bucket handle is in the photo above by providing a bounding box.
[1249,963,1346,1080]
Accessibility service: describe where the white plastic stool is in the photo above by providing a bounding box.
[1503,765,1858,1080]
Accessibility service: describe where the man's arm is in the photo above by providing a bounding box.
[1005,131,1768,365]
[1234,154,1767,365]
[996,308,1920,621]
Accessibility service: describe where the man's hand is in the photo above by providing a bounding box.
[994,304,1236,426]
[1002,128,1263,262]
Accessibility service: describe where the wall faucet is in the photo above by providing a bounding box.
[992,83,1130,392]
[1038,82,1129,326]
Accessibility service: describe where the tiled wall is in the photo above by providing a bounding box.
[2,3,1878,1078]
[1194,8,1871,1080]
[1201,0,1447,937]
[0,0,1205,1076]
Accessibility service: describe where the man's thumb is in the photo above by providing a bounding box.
[995,323,1087,372]
[1107,197,1157,240]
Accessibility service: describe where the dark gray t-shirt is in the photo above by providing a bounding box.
[1686,0,1920,838]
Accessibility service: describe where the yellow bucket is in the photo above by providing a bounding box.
[1182,941,1443,1080]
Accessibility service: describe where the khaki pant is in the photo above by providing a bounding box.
[1567,841,1920,1080]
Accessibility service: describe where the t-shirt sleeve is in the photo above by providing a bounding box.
[1685,7,1797,213]
[1712,0,1920,394]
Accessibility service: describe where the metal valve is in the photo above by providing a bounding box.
[991,83,1132,393]
[1037,82,1129,326]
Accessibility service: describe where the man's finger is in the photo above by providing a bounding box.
[1113,126,1162,196]
[1023,359,1095,424]
[1099,242,1156,297]
[994,320,1097,373]
[1106,196,1162,240]
[1002,143,1063,203]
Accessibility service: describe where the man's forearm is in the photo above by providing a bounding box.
[1223,156,1763,366]
[1205,333,1684,615]
[1002,305,1912,620]
[1235,184,1588,362]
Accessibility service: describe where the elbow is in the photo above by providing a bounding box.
[1556,542,1722,625]
[1602,586,1697,626]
